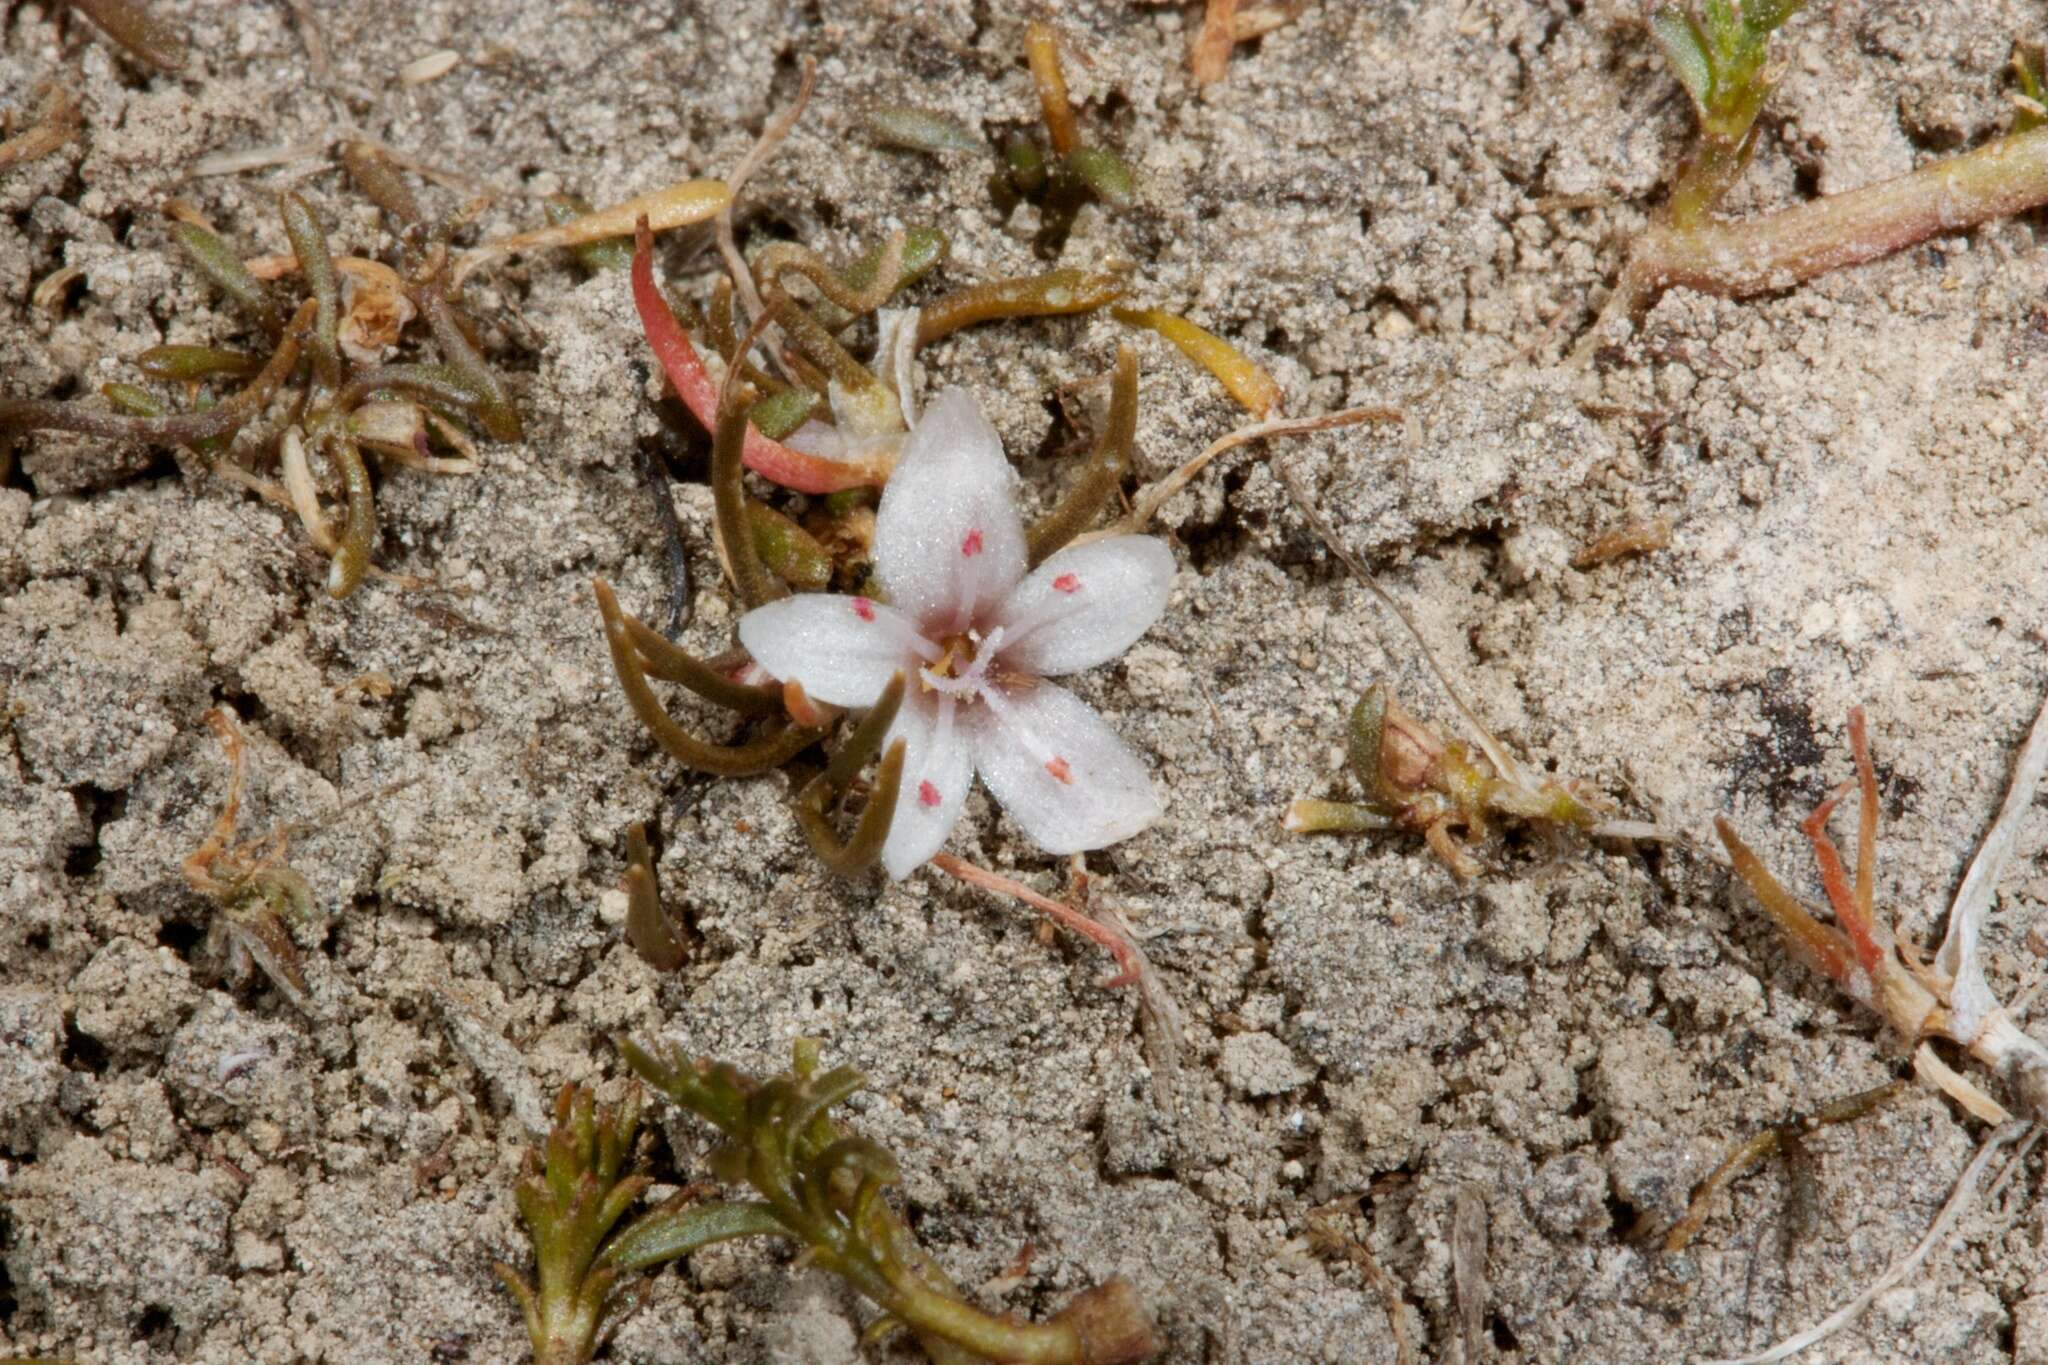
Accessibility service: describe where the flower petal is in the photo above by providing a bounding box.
[881,692,975,879]
[736,594,933,707]
[972,681,1162,855]
[993,535,1176,677]
[872,388,1027,635]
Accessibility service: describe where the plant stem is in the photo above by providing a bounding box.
[887,1278,1083,1365]
[1581,123,2048,357]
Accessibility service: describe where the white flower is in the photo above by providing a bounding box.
[738,388,1174,878]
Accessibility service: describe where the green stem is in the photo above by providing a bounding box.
[885,1278,1084,1365]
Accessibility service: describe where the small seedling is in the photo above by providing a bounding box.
[497,1086,662,1365]
[1646,0,1808,230]
[1579,4,2048,358]
[982,22,1138,257]
[859,19,1140,255]
[611,1037,1162,1364]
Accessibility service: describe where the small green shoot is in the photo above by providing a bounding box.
[621,823,689,972]
[1579,7,2048,359]
[497,1085,663,1365]
[986,22,1140,257]
[1648,0,1807,227]
[2015,43,2047,133]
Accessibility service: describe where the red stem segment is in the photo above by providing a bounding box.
[629,219,888,494]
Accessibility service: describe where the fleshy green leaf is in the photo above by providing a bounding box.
[598,1200,788,1272]
[1651,8,1714,113]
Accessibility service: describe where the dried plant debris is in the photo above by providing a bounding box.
[1716,695,2048,1126]
[0,80,81,171]
[611,1038,1162,1364]
[66,0,191,73]
[0,146,726,597]
[1570,516,1672,570]
[1579,3,2048,358]
[1188,0,1301,86]
[1663,1081,1909,1253]
[179,709,323,1014]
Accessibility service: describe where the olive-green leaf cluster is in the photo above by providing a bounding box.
[609,1038,1162,1364]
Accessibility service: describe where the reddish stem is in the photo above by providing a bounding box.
[1799,779,1887,981]
[928,853,1142,989]
[629,220,887,494]
[1715,816,1859,991]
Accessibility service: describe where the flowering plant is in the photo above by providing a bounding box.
[738,388,1174,878]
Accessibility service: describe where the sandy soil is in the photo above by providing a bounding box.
[5,1,2048,1361]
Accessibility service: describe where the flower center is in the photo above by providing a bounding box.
[920,626,1006,700]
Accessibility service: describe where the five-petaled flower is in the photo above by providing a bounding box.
[739,388,1174,878]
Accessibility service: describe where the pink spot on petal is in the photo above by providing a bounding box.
[852,597,876,621]
[918,780,942,807]
[1045,756,1073,784]
[1052,573,1081,593]
[960,528,984,557]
